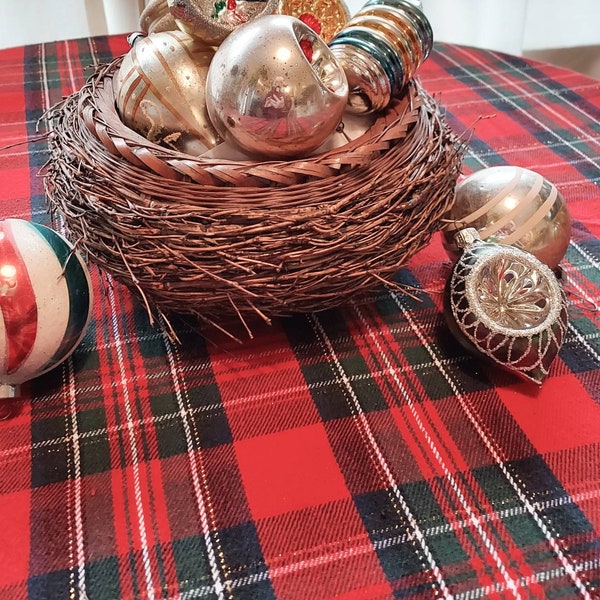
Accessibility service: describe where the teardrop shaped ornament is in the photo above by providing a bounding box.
[444,228,569,384]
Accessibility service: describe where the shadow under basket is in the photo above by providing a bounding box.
[44,57,464,339]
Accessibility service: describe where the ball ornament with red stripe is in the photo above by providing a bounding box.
[0,219,93,398]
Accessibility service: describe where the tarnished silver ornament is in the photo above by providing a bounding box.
[444,228,568,384]
[205,14,348,159]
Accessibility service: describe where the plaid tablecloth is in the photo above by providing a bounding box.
[0,35,599,600]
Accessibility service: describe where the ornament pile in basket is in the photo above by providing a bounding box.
[43,0,465,338]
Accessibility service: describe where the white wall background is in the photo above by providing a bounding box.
[1,0,599,54]
[0,0,142,49]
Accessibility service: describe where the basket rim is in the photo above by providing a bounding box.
[55,56,428,188]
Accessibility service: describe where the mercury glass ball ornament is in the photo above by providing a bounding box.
[205,14,349,159]
[114,30,221,154]
[443,166,571,270]
[0,219,93,398]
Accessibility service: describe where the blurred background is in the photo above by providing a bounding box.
[1,0,599,78]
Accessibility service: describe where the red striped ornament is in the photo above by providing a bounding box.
[0,220,93,396]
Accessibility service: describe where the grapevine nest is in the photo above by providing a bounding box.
[44,57,464,339]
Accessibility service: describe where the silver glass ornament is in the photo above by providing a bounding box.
[444,228,569,385]
[205,14,349,159]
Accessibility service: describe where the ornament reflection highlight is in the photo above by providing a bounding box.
[205,14,349,158]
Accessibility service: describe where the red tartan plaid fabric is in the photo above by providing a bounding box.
[0,35,599,600]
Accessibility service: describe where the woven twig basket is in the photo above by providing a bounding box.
[44,58,463,338]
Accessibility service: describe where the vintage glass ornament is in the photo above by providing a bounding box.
[205,14,349,159]
[114,30,221,154]
[329,0,433,113]
[277,0,350,42]
[168,0,279,45]
[0,219,93,398]
[443,166,571,270]
[444,228,568,385]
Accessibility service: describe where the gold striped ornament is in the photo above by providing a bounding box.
[114,30,221,154]
[443,166,571,270]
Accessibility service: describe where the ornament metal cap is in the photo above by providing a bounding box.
[127,31,146,46]
[0,384,19,400]
[453,227,481,249]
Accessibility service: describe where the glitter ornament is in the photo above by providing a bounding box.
[444,228,568,385]
[443,166,571,270]
[140,0,178,33]
[0,219,93,398]
[168,0,279,45]
[277,0,350,42]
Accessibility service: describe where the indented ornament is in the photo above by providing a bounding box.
[0,219,93,397]
[277,0,350,42]
[114,31,221,154]
[444,228,568,385]
[205,14,348,158]
[443,166,571,270]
